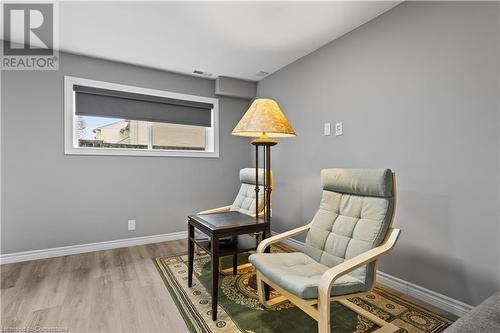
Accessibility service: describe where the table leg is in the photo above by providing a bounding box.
[188,223,194,288]
[232,254,238,276]
[211,236,219,321]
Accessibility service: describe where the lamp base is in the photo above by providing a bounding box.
[251,136,277,146]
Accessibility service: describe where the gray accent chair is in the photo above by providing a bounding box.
[249,168,401,333]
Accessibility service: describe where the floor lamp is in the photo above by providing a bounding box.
[232,99,296,235]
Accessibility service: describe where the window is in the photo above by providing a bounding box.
[64,76,219,157]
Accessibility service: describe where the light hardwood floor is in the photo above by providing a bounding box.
[1,239,456,333]
[1,239,190,333]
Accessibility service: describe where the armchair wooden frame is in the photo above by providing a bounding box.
[254,173,401,333]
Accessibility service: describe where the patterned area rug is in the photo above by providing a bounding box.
[154,246,453,333]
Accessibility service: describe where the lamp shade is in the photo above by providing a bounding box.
[232,98,296,138]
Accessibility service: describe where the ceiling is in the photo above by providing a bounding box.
[55,1,400,81]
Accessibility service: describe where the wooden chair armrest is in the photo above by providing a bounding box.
[246,210,263,218]
[250,210,267,218]
[197,205,231,215]
[318,228,401,298]
[257,224,311,253]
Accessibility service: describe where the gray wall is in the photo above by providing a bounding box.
[257,1,500,306]
[1,52,251,254]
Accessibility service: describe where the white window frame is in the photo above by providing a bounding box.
[64,76,219,158]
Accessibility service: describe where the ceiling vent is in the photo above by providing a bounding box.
[256,70,269,77]
[193,70,213,77]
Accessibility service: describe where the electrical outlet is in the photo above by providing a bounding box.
[128,219,136,231]
[335,122,343,136]
[323,122,331,136]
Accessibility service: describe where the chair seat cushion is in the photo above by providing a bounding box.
[249,252,367,299]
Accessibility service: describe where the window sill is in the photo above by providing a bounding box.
[64,146,219,158]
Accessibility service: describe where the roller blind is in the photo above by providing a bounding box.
[74,85,213,127]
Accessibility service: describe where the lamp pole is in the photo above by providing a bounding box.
[254,144,260,220]
[252,138,276,302]
[252,136,276,237]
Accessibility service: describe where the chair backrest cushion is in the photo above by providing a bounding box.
[230,168,269,215]
[305,168,394,287]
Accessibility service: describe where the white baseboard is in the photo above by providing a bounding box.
[0,231,187,265]
[272,231,472,317]
[376,271,473,317]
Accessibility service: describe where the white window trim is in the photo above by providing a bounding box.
[64,75,219,158]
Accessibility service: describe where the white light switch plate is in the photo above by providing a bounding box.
[324,122,331,136]
[128,219,136,231]
[335,122,343,136]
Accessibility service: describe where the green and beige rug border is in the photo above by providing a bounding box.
[154,247,454,333]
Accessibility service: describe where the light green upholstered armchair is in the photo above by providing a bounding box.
[197,168,272,218]
[249,168,401,333]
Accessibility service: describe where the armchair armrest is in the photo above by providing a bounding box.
[318,228,401,298]
[257,224,311,253]
[246,210,263,219]
[197,205,231,215]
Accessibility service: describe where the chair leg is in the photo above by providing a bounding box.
[318,292,331,333]
[256,272,271,308]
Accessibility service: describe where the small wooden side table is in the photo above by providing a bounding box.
[187,211,270,321]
